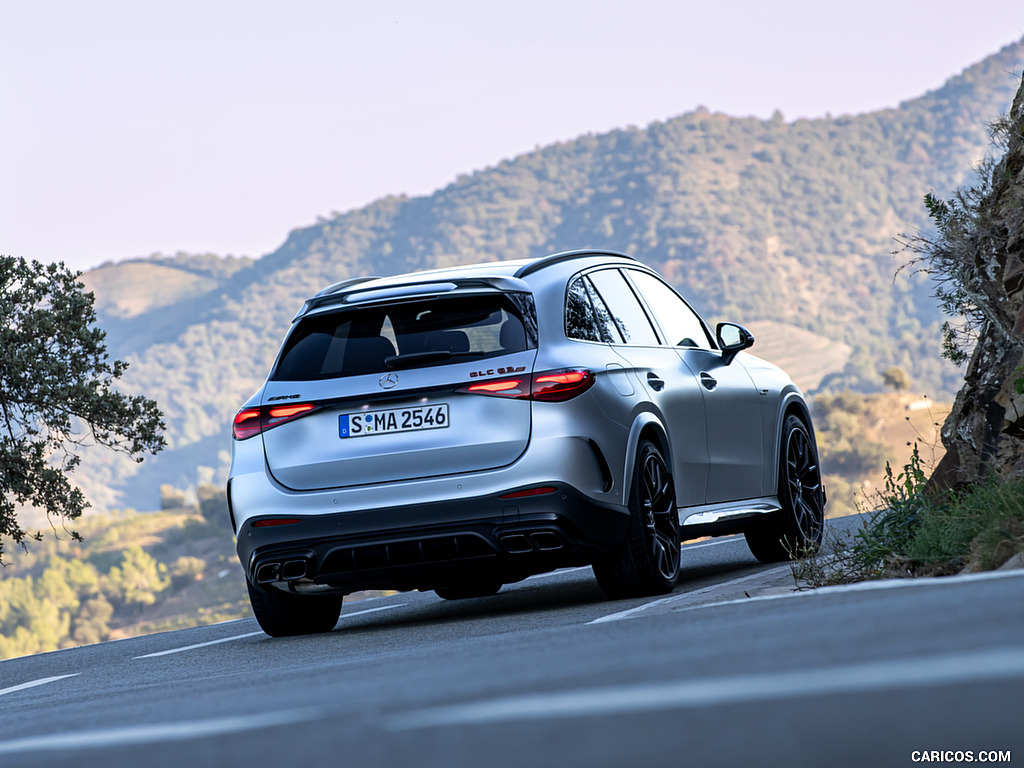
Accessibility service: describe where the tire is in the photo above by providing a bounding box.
[745,414,825,563]
[434,583,502,600]
[593,439,681,599]
[246,578,343,638]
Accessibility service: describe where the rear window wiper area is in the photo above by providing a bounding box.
[384,350,485,369]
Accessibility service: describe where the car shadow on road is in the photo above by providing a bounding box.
[331,554,766,636]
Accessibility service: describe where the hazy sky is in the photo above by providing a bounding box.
[3,1,1023,272]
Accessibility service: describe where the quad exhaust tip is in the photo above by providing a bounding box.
[254,558,310,584]
[499,531,565,554]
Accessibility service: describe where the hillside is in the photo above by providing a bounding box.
[71,39,1024,513]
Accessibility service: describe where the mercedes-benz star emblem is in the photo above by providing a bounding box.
[379,373,399,389]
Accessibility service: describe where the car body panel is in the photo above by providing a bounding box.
[260,350,537,490]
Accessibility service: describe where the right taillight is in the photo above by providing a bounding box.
[457,368,594,402]
[531,369,595,401]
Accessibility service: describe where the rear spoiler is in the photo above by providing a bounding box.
[294,276,532,321]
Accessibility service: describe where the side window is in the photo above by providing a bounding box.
[564,277,603,342]
[627,270,713,350]
[587,269,660,346]
[583,278,623,343]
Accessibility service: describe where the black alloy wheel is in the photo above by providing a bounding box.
[593,439,681,598]
[246,578,343,637]
[745,414,825,563]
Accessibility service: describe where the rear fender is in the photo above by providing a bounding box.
[621,412,672,507]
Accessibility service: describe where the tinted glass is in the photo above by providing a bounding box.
[273,294,534,381]
[584,277,623,343]
[565,277,603,342]
[587,269,660,345]
[627,270,712,349]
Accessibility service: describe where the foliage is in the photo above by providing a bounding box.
[0,256,165,559]
[882,367,912,391]
[197,483,232,530]
[852,444,936,571]
[0,505,244,660]
[812,391,905,480]
[160,484,190,510]
[794,446,1024,585]
[106,545,171,609]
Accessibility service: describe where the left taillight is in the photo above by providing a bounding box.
[232,403,317,440]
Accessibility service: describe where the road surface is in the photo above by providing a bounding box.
[1,523,1021,767]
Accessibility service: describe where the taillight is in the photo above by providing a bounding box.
[531,369,595,401]
[465,378,528,396]
[232,409,263,440]
[232,403,318,440]
[458,369,594,402]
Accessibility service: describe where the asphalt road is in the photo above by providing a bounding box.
[1,520,1021,768]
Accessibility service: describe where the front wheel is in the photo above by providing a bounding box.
[246,578,343,637]
[745,414,825,563]
[594,439,681,599]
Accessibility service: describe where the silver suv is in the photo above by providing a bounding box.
[228,250,825,636]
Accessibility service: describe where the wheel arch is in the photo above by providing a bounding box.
[770,391,818,495]
[622,411,672,506]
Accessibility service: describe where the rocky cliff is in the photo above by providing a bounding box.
[930,73,1024,489]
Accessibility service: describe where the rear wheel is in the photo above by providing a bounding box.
[745,414,825,563]
[594,439,681,599]
[434,582,502,600]
[246,578,343,637]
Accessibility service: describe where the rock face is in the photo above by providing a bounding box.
[930,75,1024,491]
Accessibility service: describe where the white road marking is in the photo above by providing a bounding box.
[588,565,792,624]
[674,565,1024,615]
[134,632,266,659]
[0,674,80,698]
[134,603,406,658]
[0,709,321,755]
[386,645,1024,730]
[342,603,406,618]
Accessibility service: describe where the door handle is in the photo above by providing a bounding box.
[699,372,717,391]
[646,372,666,391]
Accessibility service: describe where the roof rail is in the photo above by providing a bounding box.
[514,249,634,278]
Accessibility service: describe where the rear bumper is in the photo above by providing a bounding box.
[237,484,629,595]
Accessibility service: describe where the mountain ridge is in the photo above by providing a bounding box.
[73,37,1024,512]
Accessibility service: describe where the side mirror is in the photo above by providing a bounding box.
[716,322,754,365]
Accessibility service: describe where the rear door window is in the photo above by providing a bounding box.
[586,269,660,346]
[273,294,535,381]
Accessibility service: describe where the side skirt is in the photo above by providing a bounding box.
[678,497,782,541]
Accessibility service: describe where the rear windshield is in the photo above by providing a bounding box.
[273,293,537,381]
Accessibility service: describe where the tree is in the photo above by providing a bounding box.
[197,482,230,528]
[0,257,165,560]
[159,484,189,510]
[106,545,170,609]
[882,367,912,392]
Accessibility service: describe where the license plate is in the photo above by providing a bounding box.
[340,404,449,438]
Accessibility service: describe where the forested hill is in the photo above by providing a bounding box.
[77,38,1024,512]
